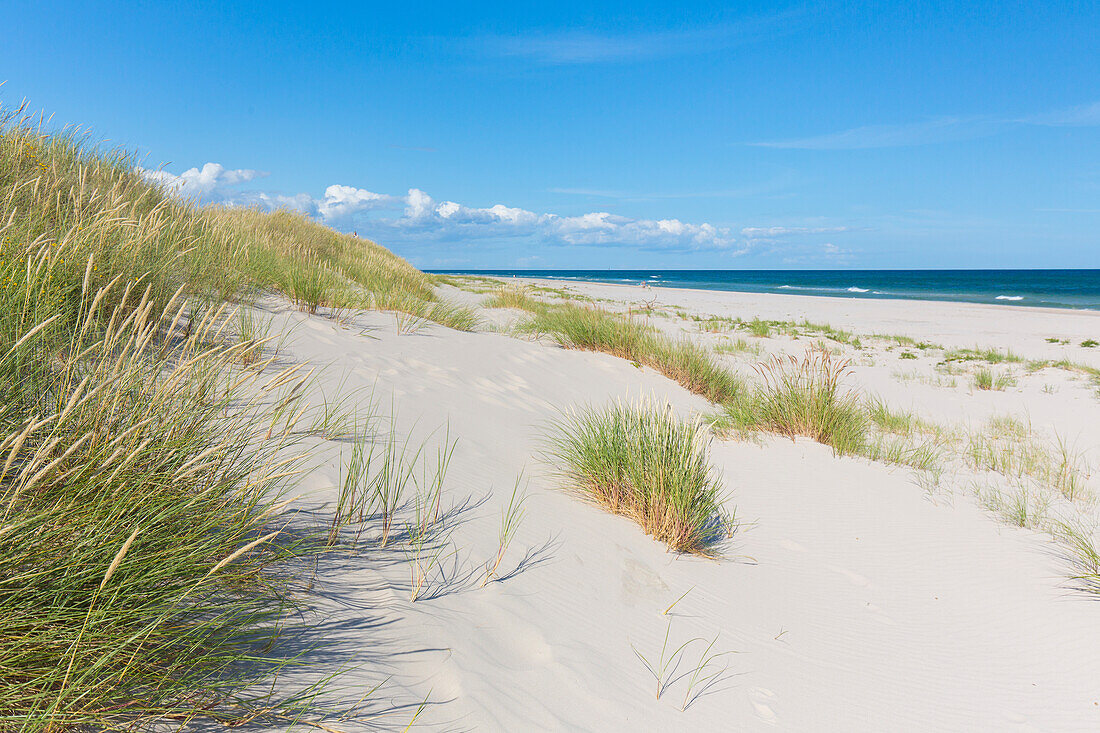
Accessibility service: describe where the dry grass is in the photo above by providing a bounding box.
[966,417,1091,501]
[716,346,867,455]
[520,304,744,403]
[0,102,478,729]
[216,207,478,329]
[0,281,313,728]
[485,283,540,310]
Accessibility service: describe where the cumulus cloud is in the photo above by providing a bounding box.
[143,161,855,254]
[139,165,397,225]
[141,163,269,199]
[315,185,397,222]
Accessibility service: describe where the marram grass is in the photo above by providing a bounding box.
[547,401,733,555]
[517,301,744,403]
[714,345,867,456]
[0,279,312,729]
[0,102,479,729]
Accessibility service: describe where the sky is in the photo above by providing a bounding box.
[3,1,1099,269]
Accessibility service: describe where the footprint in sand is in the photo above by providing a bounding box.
[748,687,778,725]
[477,609,555,672]
[620,558,669,605]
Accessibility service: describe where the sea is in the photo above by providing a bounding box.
[431,269,1100,311]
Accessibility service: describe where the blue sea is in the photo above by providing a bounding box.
[431,270,1100,311]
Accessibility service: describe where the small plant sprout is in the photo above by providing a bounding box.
[395,310,427,335]
[405,519,450,602]
[680,634,734,711]
[631,619,696,700]
[747,317,771,338]
[402,690,433,732]
[482,474,528,586]
[327,406,381,546]
[234,306,270,366]
[373,420,424,548]
[329,437,373,547]
[416,424,457,533]
[663,587,694,616]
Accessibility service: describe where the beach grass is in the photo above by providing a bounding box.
[0,102,483,728]
[0,280,312,728]
[485,283,542,310]
[547,402,732,554]
[518,303,745,403]
[714,346,866,455]
[752,347,867,455]
[973,367,1015,391]
[214,207,478,329]
[966,418,1091,501]
[944,346,1023,365]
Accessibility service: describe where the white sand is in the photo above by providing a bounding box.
[260,283,1100,732]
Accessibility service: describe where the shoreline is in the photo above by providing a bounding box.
[430,270,1100,313]
[481,275,1100,368]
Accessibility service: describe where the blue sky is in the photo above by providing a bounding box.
[3,1,1099,269]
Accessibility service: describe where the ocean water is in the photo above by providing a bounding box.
[432,269,1100,311]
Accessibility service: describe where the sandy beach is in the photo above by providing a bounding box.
[260,278,1100,732]
[10,7,1100,729]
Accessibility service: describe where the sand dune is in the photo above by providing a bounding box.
[265,283,1100,731]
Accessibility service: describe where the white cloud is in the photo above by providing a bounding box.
[141,162,269,198]
[404,188,437,222]
[252,192,317,213]
[139,165,395,225]
[143,161,854,255]
[315,185,396,222]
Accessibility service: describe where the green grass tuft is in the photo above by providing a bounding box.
[547,402,733,554]
[0,101,477,728]
[747,346,867,455]
[519,304,745,403]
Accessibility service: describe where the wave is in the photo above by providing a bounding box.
[778,284,871,294]
[995,295,1025,301]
